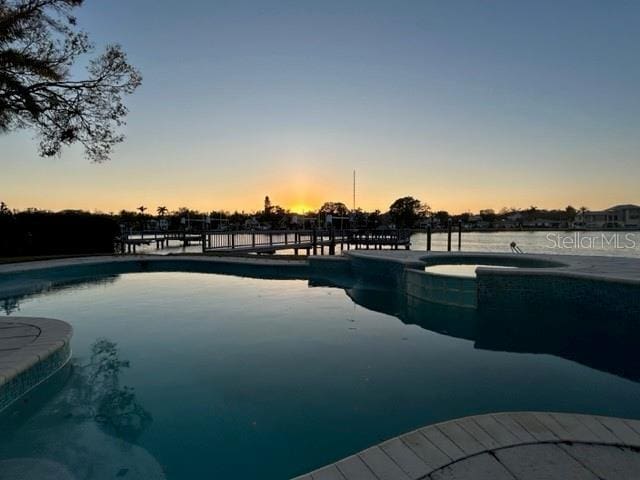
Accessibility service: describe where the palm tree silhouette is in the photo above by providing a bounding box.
[136,206,147,235]
[157,206,168,216]
[578,206,589,227]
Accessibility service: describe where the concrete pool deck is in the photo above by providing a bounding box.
[293,411,640,480]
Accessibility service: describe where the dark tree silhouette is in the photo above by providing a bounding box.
[389,196,429,228]
[433,210,449,226]
[0,0,141,162]
[318,201,349,217]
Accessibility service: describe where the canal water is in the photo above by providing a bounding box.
[136,230,640,258]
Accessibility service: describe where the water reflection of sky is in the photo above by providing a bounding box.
[424,263,516,277]
[1,272,640,479]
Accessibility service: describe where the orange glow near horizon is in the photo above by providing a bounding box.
[288,203,315,214]
[1,160,637,216]
[3,187,638,216]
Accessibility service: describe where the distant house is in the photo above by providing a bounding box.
[522,218,553,228]
[574,204,640,229]
[146,218,169,231]
[506,212,523,224]
[464,215,489,229]
[243,217,260,230]
[500,213,523,229]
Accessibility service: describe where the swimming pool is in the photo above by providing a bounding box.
[2,270,640,479]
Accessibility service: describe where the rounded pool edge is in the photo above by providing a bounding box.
[0,317,73,412]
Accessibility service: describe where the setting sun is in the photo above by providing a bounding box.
[288,203,315,214]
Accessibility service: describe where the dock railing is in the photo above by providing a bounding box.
[202,228,411,254]
[119,228,412,255]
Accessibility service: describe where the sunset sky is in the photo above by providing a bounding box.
[2,0,639,214]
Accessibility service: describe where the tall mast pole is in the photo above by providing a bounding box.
[353,169,356,211]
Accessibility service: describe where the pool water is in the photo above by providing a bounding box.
[2,272,640,479]
[424,263,516,277]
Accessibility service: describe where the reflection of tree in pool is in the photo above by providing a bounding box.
[0,339,162,478]
[1,297,19,315]
[66,338,152,441]
[0,339,161,479]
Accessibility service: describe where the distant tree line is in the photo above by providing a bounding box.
[0,198,587,257]
[0,206,119,256]
[110,195,431,232]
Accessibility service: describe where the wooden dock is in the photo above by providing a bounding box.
[120,232,203,253]
[201,229,412,255]
[293,411,640,480]
[120,229,412,255]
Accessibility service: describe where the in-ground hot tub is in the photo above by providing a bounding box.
[424,263,516,278]
[406,254,566,308]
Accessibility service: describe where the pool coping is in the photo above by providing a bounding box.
[0,254,308,275]
[0,317,73,412]
[292,411,640,479]
[2,251,638,285]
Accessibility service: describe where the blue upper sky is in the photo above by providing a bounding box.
[2,0,639,213]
